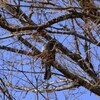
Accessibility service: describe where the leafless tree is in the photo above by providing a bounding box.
[0,0,100,100]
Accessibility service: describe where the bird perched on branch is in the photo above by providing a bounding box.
[41,39,56,80]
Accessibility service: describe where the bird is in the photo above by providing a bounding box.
[41,39,56,80]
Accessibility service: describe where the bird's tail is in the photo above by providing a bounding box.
[44,64,51,80]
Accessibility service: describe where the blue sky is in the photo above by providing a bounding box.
[0,0,100,99]
[80,91,100,100]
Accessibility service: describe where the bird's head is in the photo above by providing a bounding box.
[42,39,56,52]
